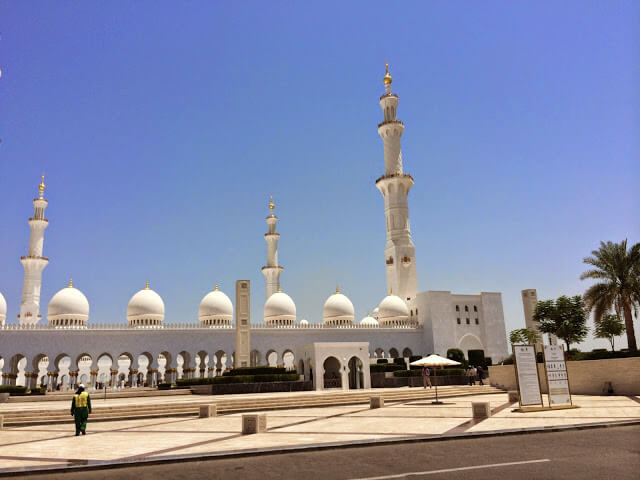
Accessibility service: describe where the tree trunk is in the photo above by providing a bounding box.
[610,337,615,352]
[622,301,637,351]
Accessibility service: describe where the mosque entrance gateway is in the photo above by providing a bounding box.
[348,356,364,389]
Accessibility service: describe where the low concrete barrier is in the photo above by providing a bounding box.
[199,404,217,418]
[472,402,491,419]
[370,396,384,409]
[242,414,266,434]
[489,357,640,395]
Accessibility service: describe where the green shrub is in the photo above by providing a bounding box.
[409,355,422,363]
[29,387,46,395]
[393,358,406,366]
[223,366,294,376]
[393,368,465,377]
[484,357,493,367]
[176,373,299,387]
[446,348,465,363]
[376,359,388,364]
[369,364,405,373]
[0,385,28,395]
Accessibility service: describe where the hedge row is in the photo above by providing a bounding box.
[393,368,465,377]
[0,385,46,395]
[369,364,405,373]
[176,373,300,386]
[223,366,295,377]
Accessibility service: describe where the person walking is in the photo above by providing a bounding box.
[471,365,477,385]
[422,366,432,389]
[70,383,92,436]
[476,365,485,386]
[466,366,475,386]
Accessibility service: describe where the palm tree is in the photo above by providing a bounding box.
[581,240,640,352]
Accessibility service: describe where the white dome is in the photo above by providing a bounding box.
[372,307,380,320]
[48,281,89,326]
[299,319,309,327]
[323,289,355,325]
[360,314,378,327]
[199,286,233,326]
[264,291,296,325]
[377,294,409,325]
[0,292,7,323]
[127,283,165,326]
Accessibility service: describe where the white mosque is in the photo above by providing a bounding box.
[0,66,508,391]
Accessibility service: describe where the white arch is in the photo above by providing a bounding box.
[457,333,484,355]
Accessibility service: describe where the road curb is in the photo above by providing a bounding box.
[1,419,639,477]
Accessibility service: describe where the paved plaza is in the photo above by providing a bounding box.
[1,390,639,475]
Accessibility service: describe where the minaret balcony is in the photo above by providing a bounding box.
[375,172,414,185]
[379,93,398,101]
[261,265,284,271]
[20,255,49,261]
[28,217,49,223]
[264,233,280,238]
[377,119,404,129]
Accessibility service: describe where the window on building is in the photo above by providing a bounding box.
[466,318,470,325]
[457,318,461,325]
[464,306,469,312]
[473,306,478,312]
[455,305,460,312]
[475,318,479,325]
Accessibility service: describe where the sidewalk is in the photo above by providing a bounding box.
[1,392,638,475]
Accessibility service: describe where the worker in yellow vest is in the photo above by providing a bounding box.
[70,384,92,436]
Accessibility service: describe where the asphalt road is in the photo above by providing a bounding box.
[10,425,640,480]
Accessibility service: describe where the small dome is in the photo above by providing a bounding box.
[127,282,165,327]
[264,291,296,326]
[323,287,355,325]
[299,319,309,327]
[199,285,233,326]
[360,313,378,327]
[48,280,89,326]
[0,291,7,324]
[377,294,409,325]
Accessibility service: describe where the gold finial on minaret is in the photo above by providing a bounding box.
[336,285,340,294]
[383,61,392,86]
[269,195,274,212]
[38,174,46,193]
[145,280,150,290]
[389,287,393,295]
[68,278,73,288]
[214,282,219,291]
[277,286,282,293]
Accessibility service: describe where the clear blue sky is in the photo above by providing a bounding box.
[1,1,638,350]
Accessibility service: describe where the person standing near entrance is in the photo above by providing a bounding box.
[70,384,92,436]
[476,365,485,386]
[422,366,432,388]
[466,366,475,386]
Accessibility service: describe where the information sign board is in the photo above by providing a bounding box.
[513,345,543,407]
[543,344,572,407]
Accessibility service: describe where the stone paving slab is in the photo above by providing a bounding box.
[0,393,638,475]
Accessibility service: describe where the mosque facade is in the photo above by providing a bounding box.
[0,67,508,390]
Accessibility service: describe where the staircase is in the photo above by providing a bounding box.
[1,385,503,427]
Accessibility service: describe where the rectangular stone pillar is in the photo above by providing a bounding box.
[235,280,251,368]
[242,414,266,434]
[472,402,491,419]
[370,396,384,409]
[199,404,217,418]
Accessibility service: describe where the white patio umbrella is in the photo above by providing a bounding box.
[410,354,461,404]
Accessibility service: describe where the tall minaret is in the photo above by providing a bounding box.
[261,195,283,299]
[375,64,418,302]
[18,175,50,325]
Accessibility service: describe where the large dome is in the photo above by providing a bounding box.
[264,291,296,326]
[377,294,409,326]
[0,291,6,325]
[48,279,89,327]
[127,281,165,327]
[199,285,233,326]
[323,287,354,325]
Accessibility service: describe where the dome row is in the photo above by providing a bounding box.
[0,283,411,327]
